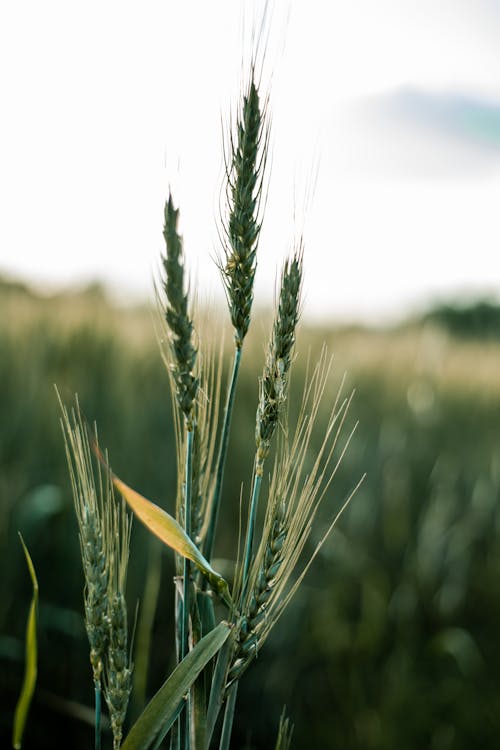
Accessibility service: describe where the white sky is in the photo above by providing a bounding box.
[1,0,500,323]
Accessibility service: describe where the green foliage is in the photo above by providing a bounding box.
[121,622,231,750]
[3,281,500,748]
[12,535,38,749]
[423,298,500,340]
[3,277,500,748]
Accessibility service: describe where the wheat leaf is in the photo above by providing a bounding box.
[121,621,232,750]
[90,439,232,606]
[12,534,39,749]
[111,474,231,605]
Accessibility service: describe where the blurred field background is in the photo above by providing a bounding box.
[2,274,500,749]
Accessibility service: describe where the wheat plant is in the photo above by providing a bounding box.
[55,57,359,750]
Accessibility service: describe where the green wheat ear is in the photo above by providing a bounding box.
[256,248,303,472]
[59,394,134,750]
[231,352,362,686]
[104,491,133,750]
[162,192,199,428]
[59,397,110,686]
[220,67,269,348]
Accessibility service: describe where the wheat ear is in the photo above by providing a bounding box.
[204,67,269,565]
[162,192,198,429]
[241,249,303,588]
[220,66,268,349]
[227,352,361,692]
[104,494,133,750]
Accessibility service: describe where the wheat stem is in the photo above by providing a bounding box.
[180,426,194,750]
[204,345,242,564]
[181,427,194,660]
[241,472,263,595]
[94,681,101,750]
[219,682,239,750]
[132,539,162,715]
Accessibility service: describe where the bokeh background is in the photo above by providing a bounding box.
[2,1,500,748]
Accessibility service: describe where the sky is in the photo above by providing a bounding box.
[1,0,500,323]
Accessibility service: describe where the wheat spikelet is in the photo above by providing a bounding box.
[255,249,303,472]
[104,494,133,750]
[162,193,198,427]
[228,498,287,683]
[59,398,109,685]
[59,395,134,748]
[220,68,269,348]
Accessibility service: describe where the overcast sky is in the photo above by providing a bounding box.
[1,0,500,322]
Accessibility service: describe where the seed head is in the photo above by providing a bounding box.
[59,398,110,685]
[228,499,287,684]
[162,193,198,426]
[104,485,133,750]
[256,250,302,471]
[221,71,268,348]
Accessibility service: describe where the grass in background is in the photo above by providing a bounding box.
[2,277,500,748]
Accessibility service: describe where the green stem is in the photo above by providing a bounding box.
[219,683,239,750]
[182,426,194,750]
[132,539,162,717]
[94,681,101,750]
[204,346,242,564]
[241,471,263,594]
[181,426,194,660]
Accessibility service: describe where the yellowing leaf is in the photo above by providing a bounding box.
[111,474,231,607]
[12,534,39,749]
[89,434,232,605]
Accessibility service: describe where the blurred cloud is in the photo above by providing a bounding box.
[331,89,500,180]
[377,89,500,150]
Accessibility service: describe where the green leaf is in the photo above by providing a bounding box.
[12,534,39,749]
[206,629,236,747]
[190,591,216,750]
[121,621,232,750]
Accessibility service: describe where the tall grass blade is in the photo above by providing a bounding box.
[274,708,293,750]
[121,622,232,750]
[12,534,39,750]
